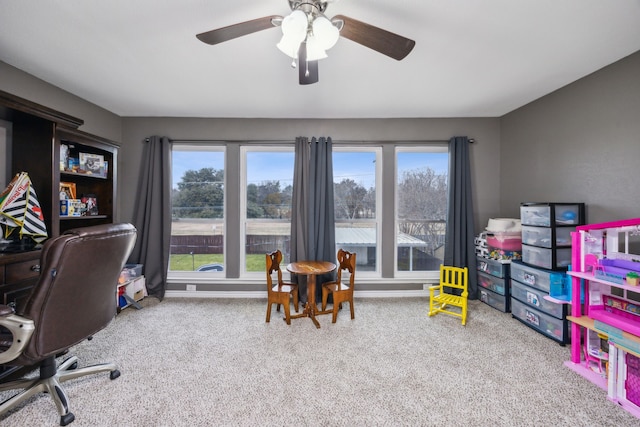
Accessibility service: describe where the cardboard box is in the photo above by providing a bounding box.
[125,276,146,302]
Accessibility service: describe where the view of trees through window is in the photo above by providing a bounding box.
[396,149,449,272]
[169,147,225,273]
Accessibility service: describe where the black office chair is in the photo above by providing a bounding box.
[0,223,137,426]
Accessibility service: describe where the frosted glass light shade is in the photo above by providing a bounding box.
[277,10,309,59]
[312,16,339,50]
[277,35,302,59]
[305,36,328,61]
[281,10,308,39]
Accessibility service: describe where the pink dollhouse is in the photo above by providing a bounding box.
[566,217,640,418]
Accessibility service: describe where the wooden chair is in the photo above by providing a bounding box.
[321,249,356,323]
[265,250,299,325]
[428,265,469,325]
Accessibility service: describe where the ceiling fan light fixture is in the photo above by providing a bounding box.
[305,36,328,61]
[277,9,308,59]
[312,16,339,50]
[277,35,302,59]
[281,10,308,39]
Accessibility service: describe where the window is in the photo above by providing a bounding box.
[333,148,381,275]
[167,141,450,286]
[242,147,295,273]
[395,147,449,274]
[169,145,225,273]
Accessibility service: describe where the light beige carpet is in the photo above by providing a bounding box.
[1,297,638,426]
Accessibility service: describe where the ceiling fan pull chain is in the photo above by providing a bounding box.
[305,59,310,77]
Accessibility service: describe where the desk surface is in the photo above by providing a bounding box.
[286,261,336,275]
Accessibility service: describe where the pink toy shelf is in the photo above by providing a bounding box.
[565,217,640,419]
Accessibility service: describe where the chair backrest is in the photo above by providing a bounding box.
[266,250,285,289]
[439,265,468,292]
[17,223,137,365]
[336,249,356,287]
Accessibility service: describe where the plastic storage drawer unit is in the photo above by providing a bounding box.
[521,244,572,270]
[479,288,509,313]
[521,225,574,248]
[520,203,585,227]
[510,279,566,319]
[510,260,565,294]
[511,298,569,344]
[476,257,510,278]
[478,271,508,295]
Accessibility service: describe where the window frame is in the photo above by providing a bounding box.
[168,143,226,280]
[240,145,295,278]
[394,145,449,280]
[332,146,382,278]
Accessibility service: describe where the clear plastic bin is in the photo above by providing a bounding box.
[522,244,571,270]
[520,203,583,226]
[510,261,565,293]
[521,225,574,248]
[511,279,565,319]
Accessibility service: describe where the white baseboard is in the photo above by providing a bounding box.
[164,290,428,299]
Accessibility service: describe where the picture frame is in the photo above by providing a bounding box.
[60,143,69,171]
[81,194,98,216]
[79,152,105,176]
[59,182,76,200]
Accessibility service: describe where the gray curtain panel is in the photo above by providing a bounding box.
[290,136,337,303]
[130,136,172,300]
[444,136,478,299]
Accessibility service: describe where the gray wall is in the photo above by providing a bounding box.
[500,51,640,223]
[0,62,122,142]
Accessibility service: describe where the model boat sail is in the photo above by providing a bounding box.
[0,172,48,244]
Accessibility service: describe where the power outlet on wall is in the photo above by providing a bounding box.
[186,284,196,291]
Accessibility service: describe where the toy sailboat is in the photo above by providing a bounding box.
[0,172,47,251]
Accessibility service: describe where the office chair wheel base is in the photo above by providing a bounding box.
[110,370,121,380]
[60,412,75,426]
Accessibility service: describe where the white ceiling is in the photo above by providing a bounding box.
[1,0,639,119]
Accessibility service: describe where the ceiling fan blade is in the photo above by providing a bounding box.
[298,43,319,85]
[332,14,415,60]
[196,16,281,45]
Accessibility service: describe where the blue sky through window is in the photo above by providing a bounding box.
[173,149,449,189]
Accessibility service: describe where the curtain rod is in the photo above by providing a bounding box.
[166,138,475,144]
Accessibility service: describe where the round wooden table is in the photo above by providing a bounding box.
[286,260,336,328]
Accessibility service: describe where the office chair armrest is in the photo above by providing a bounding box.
[0,310,35,364]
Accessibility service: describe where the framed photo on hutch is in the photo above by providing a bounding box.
[59,182,76,200]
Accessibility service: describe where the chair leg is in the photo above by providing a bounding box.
[266,302,272,323]
[462,303,467,326]
[428,291,435,317]
[283,302,291,325]
[0,355,121,426]
[292,291,299,313]
[349,299,355,320]
[321,287,328,311]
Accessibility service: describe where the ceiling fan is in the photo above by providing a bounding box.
[196,0,415,85]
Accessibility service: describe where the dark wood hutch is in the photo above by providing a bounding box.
[0,89,119,357]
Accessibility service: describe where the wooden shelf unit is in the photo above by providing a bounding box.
[1,89,118,239]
